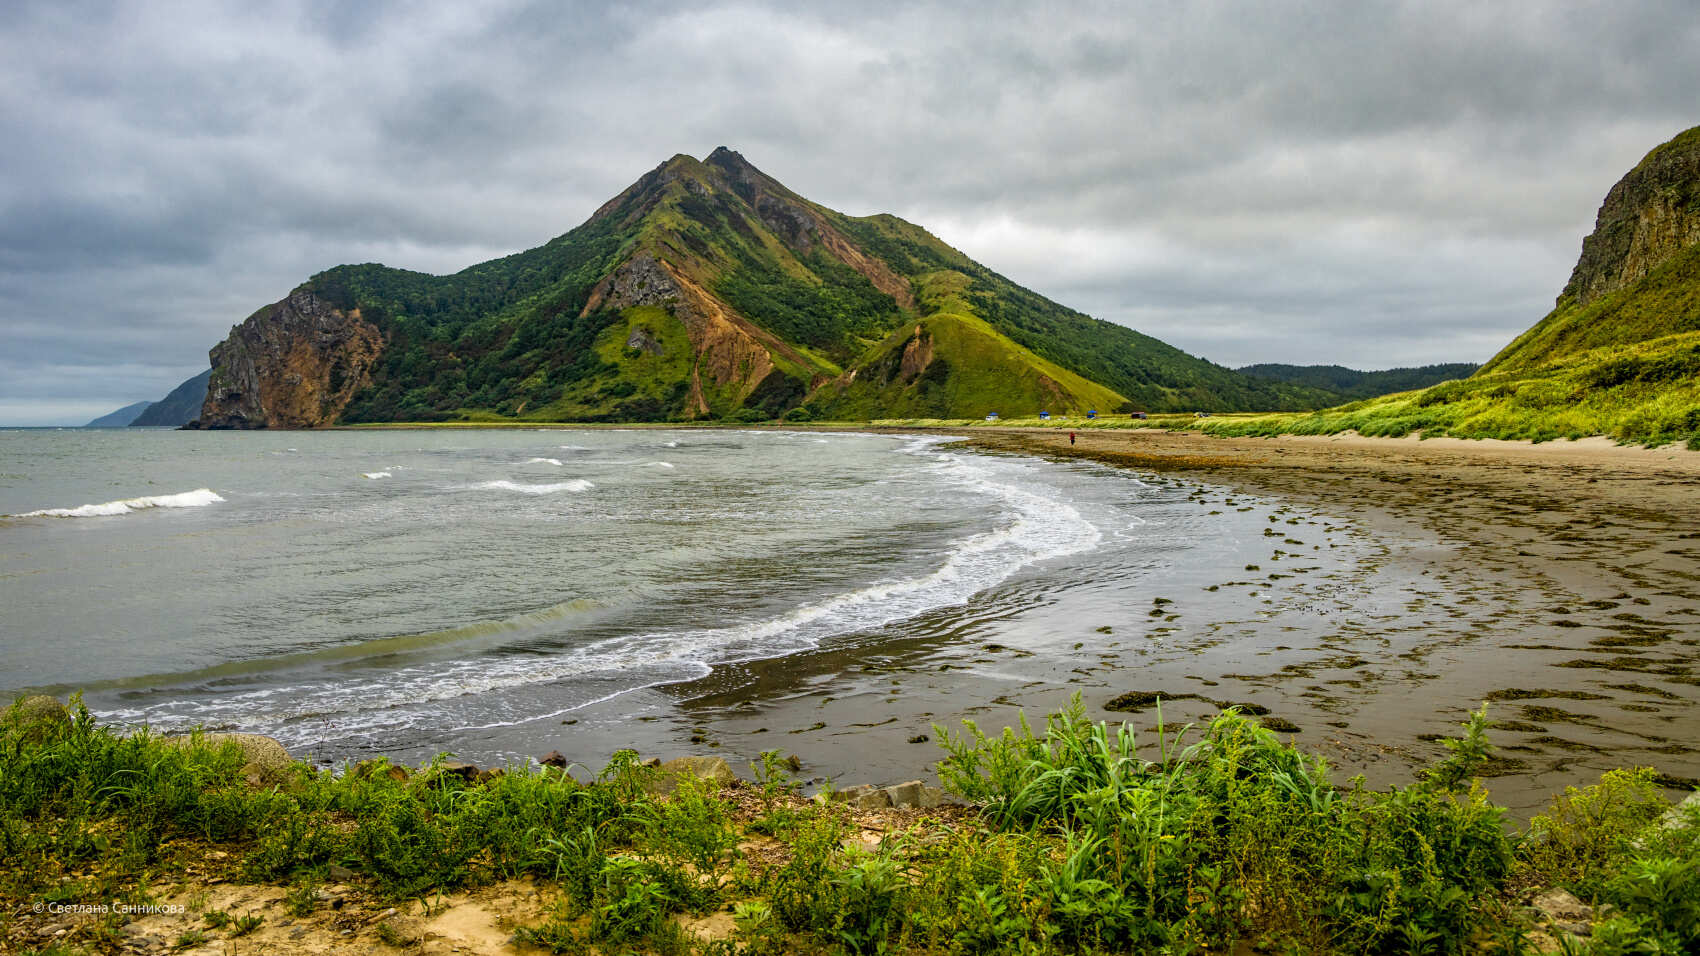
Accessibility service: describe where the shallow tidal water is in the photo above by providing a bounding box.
[1,427,1381,772]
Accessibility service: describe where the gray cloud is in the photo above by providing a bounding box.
[2,0,1696,423]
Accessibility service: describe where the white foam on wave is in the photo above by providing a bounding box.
[362,471,392,480]
[15,488,225,519]
[663,440,679,448]
[112,440,1103,745]
[558,445,591,451]
[642,461,675,469]
[526,457,563,466]
[474,479,594,494]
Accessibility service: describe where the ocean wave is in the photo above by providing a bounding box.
[642,461,675,469]
[14,488,225,518]
[362,471,392,480]
[105,444,1101,746]
[525,457,563,466]
[558,445,591,451]
[473,479,594,494]
[83,598,604,698]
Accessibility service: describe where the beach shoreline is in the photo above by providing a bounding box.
[546,424,1700,817]
[14,423,1696,818]
[283,423,1700,816]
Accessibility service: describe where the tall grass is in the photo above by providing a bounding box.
[4,694,1696,954]
[932,696,1511,952]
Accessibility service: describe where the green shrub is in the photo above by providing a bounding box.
[6,696,1693,955]
[1523,768,1671,897]
[832,843,909,955]
[638,774,740,878]
[766,808,851,933]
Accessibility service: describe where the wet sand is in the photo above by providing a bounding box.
[519,428,1700,818]
[961,430,1700,807]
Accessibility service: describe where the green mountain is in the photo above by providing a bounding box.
[192,149,1333,428]
[130,370,211,427]
[84,401,153,428]
[83,369,212,428]
[1236,363,1479,401]
[1203,125,1700,448]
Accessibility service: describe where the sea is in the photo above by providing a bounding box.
[0,427,1375,772]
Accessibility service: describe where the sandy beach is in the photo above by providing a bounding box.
[542,427,1700,818]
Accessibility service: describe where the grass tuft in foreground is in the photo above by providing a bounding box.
[3,695,1696,954]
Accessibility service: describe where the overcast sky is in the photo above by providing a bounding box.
[2,1,1695,424]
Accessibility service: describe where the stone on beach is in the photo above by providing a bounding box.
[6,694,71,742]
[828,780,956,809]
[438,760,481,782]
[166,732,295,785]
[353,759,409,783]
[650,755,739,794]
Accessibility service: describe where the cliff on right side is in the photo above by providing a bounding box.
[1210,125,1700,448]
[1482,125,1700,374]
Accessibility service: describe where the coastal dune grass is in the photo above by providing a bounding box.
[3,695,1697,955]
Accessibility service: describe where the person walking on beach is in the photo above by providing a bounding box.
[1069,431,1076,445]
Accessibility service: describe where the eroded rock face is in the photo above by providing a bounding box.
[584,253,800,417]
[194,290,383,428]
[899,327,935,382]
[1562,127,1700,307]
[625,326,665,355]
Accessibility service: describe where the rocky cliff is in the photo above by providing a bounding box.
[192,291,382,428]
[1559,126,1700,309]
[1482,125,1700,375]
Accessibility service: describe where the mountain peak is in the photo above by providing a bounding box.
[703,146,778,192]
[660,152,703,172]
[194,149,1336,428]
[705,145,750,168]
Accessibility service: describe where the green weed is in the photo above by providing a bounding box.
[6,693,1698,955]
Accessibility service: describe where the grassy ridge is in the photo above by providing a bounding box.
[1485,245,1700,376]
[5,696,1697,955]
[833,216,1341,414]
[1193,330,1700,448]
[812,271,1128,420]
[1193,239,1700,449]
